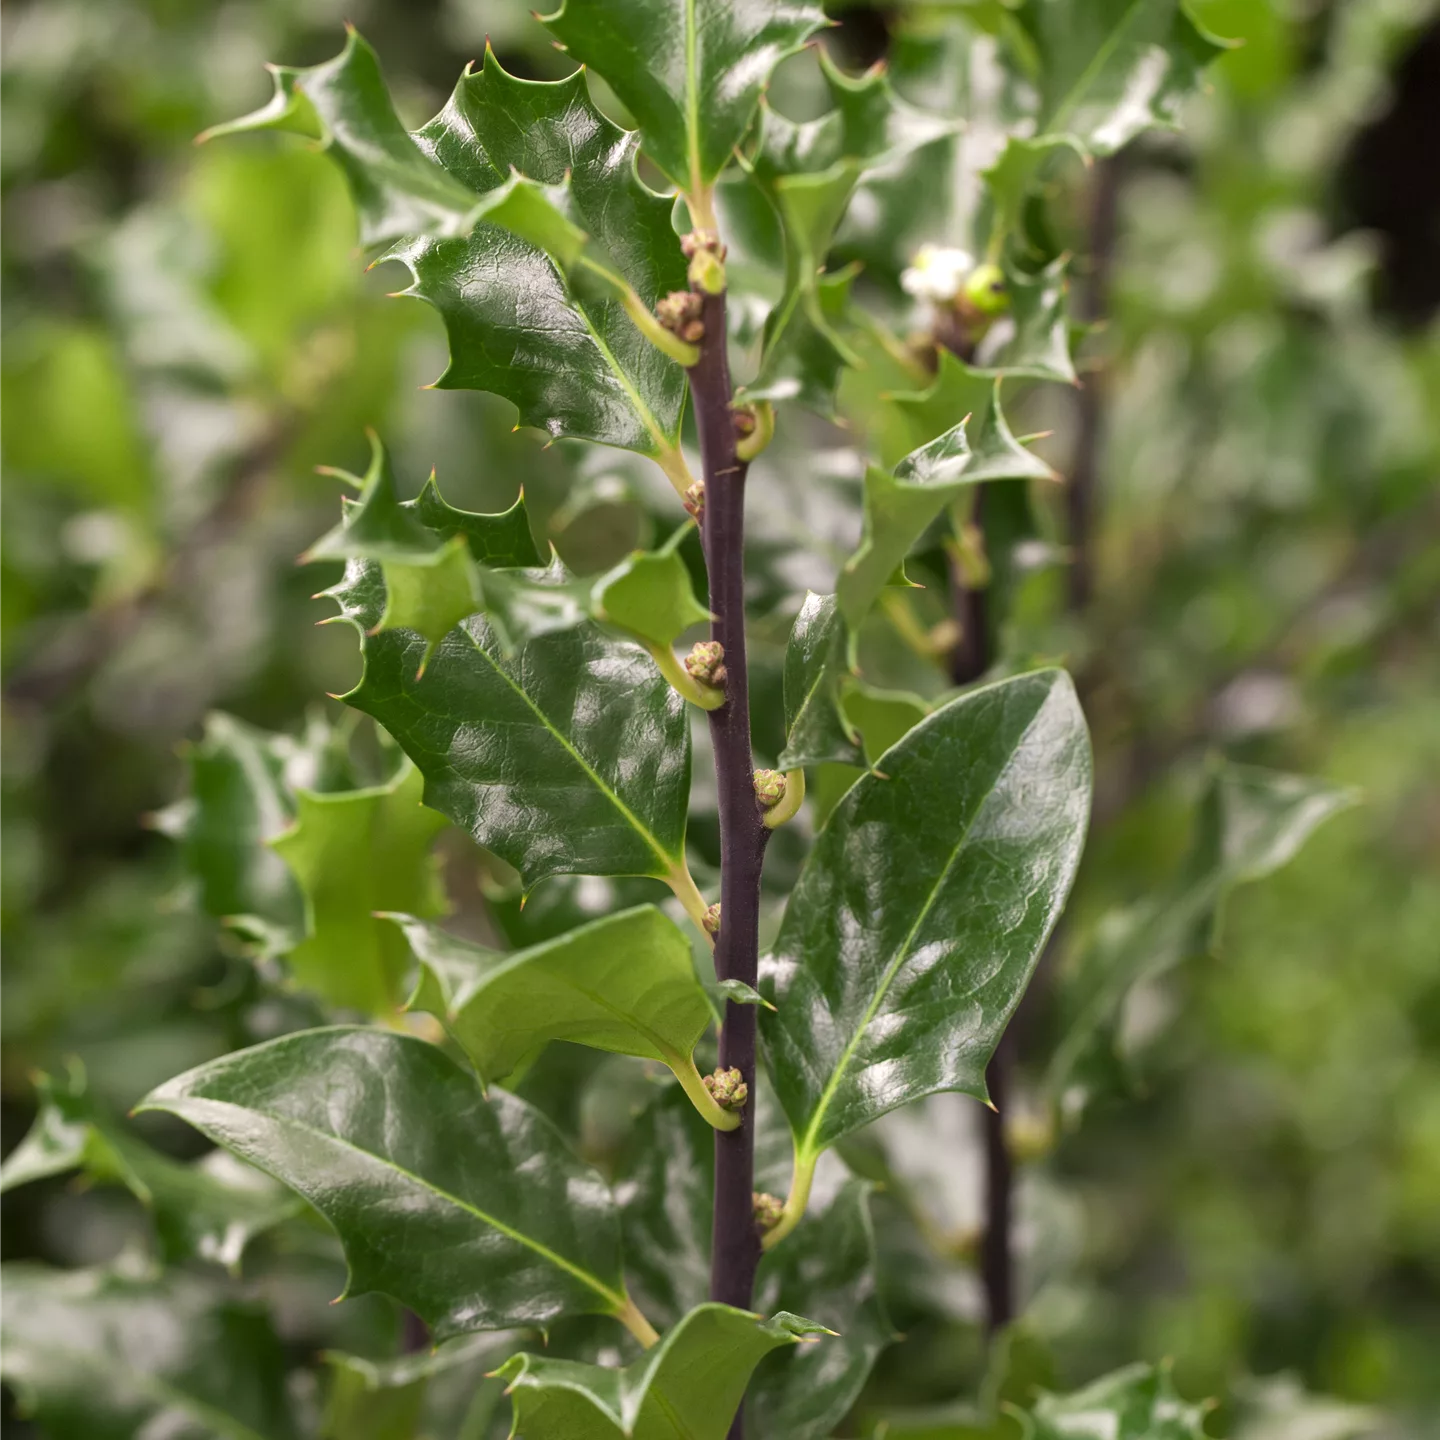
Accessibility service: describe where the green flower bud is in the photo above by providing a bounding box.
[753,1192,785,1234]
[962,262,1009,316]
[656,289,705,341]
[702,902,722,936]
[702,1066,748,1111]
[683,481,705,521]
[753,769,787,810]
[684,640,727,690]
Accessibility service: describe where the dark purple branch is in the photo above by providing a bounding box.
[688,288,769,1436]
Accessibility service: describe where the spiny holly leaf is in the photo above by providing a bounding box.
[539,0,826,198]
[837,420,980,630]
[1049,763,1356,1118]
[325,558,694,896]
[140,1028,640,1341]
[1027,1363,1210,1440]
[1020,0,1228,157]
[323,1333,515,1440]
[980,257,1077,384]
[592,524,711,650]
[200,27,483,247]
[394,906,724,1122]
[308,435,541,672]
[496,1304,829,1439]
[270,759,449,1015]
[750,1179,893,1440]
[743,161,863,416]
[393,47,691,474]
[890,350,1057,483]
[0,1067,298,1271]
[778,592,864,771]
[153,712,306,954]
[0,1262,297,1440]
[761,671,1091,1167]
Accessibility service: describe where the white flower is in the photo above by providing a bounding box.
[900,243,975,303]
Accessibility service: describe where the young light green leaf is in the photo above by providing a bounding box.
[326,559,695,897]
[393,906,732,1127]
[749,1180,893,1440]
[1,1067,299,1272]
[837,420,979,630]
[200,27,483,248]
[843,681,931,767]
[761,671,1091,1181]
[592,524,711,650]
[1028,1362,1210,1440]
[270,759,449,1015]
[495,1304,828,1439]
[0,1263,297,1440]
[1048,763,1357,1117]
[889,350,1057,483]
[539,0,826,204]
[778,592,864,772]
[139,1028,645,1342]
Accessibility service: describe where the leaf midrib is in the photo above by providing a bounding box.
[460,627,681,875]
[158,1096,627,1313]
[796,691,1046,1158]
[1044,0,1151,137]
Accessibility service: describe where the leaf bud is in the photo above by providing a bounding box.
[683,481,705,521]
[753,1192,785,1234]
[684,640,727,690]
[702,1066,748,1111]
[702,902,722,936]
[961,262,1009,317]
[753,769,787,810]
[688,247,726,295]
[656,290,705,342]
[681,229,726,261]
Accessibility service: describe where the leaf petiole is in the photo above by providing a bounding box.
[614,1293,661,1349]
[761,1147,817,1251]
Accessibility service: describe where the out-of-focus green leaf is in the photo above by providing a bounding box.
[396,905,714,1090]
[1049,762,1358,1117]
[837,421,978,629]
[1,1066,299,1271]
[843,682,931,766]
[1027,1362,1210,1439]
[140,1028,639,1340]
[270,759,448,1015]
[778,592,864,771]
[325,559,694,894]
[0,1262,297,1440]
[495,1304,829,1439]
[539,0,826,195]
[749,1180,893,1440]
[761,672,1091,1166]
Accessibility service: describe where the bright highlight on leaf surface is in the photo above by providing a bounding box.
[140,1028,646,1342]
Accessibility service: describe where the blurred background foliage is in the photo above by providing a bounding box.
[2,0,1438,1435]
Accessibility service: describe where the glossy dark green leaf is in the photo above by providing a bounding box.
[270,759,449,1015]
[393,48,691,473]
[761,671,1091,1169]
[1049,762,1356,1115]
[0,1262,297,1440]
[837,421,980,629]
[200,27,481,248]
[140,1027,643,1341]
[778,592,864,771]
[1028,1363,1209,1440]
[495,1304,828,1439]
[749,1180,893,1440]
[412,473,544,569]
[395,906,721,1118]
[325,557,694,896]
[0,1067,299,1271]
[540,0,826,196]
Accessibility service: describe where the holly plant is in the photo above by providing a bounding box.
[1,3,1361,1438]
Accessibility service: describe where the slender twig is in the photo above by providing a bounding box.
[686,287,770,1439]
